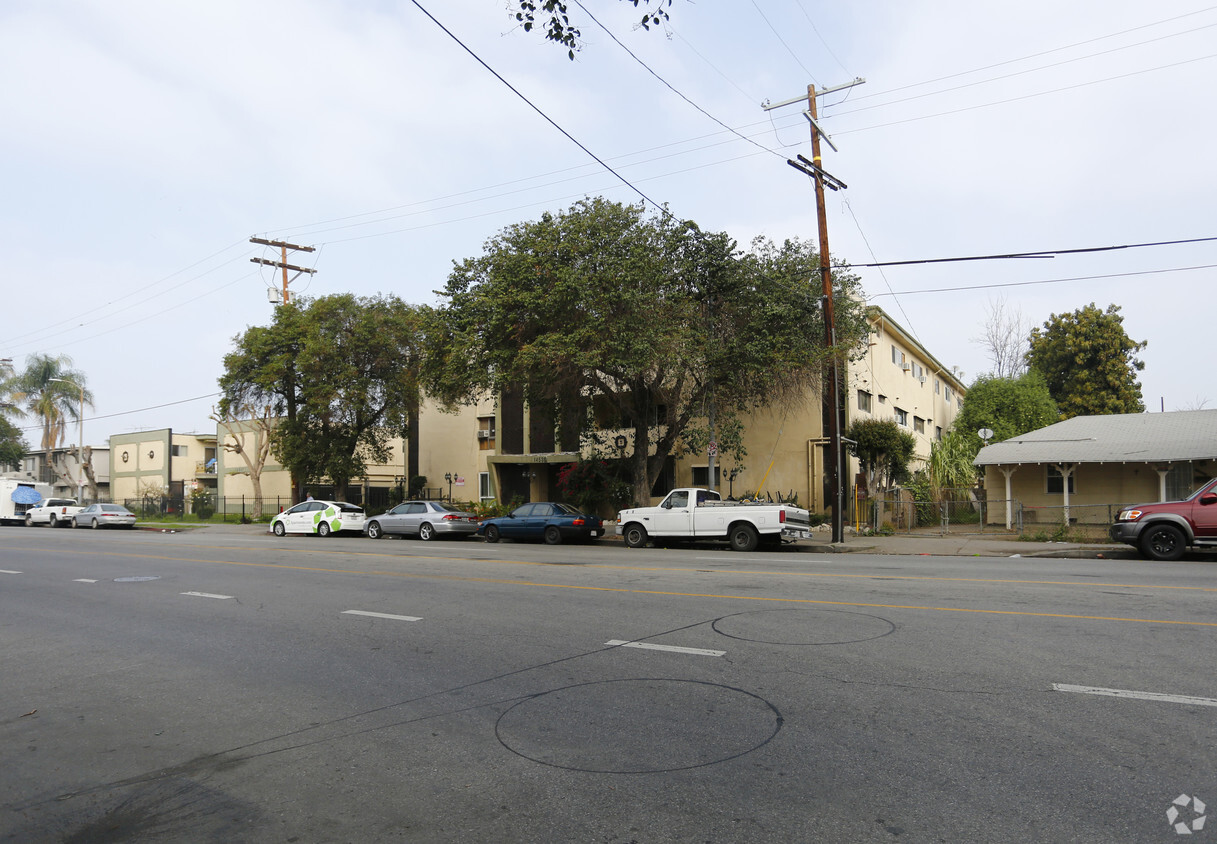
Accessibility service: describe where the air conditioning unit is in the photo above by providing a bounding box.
[901,362,911,371]
[476,430,494,440]
[919,375,927,384]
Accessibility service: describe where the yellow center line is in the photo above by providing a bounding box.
[10,545,1217,628]
[154,541,1217,593]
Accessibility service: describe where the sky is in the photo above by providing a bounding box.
[3,0,1214,447]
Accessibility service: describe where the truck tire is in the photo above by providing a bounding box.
[623,524,648,548]
[49,514,58,527]
[24,514,32,527]
[729,523,759,552]
[1140,523,1185,561]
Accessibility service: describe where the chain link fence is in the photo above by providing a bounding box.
[864,492,1117,542]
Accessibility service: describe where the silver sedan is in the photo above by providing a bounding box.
[364,501,480,541]
[71,504,137,530]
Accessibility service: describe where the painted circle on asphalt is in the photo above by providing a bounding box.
[712,608,895,645]
[495,678,782,774]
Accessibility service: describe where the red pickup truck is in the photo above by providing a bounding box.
[1109,477,1217,561]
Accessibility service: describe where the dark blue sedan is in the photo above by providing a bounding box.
[478,502,603,544]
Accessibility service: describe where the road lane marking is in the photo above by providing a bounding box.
[605,639,725,657]
[24,541,1217,593]
[180,591,234,600]
[1054,683,1217,708]
[11,547,1217,628]
[342,610,422,622]
[0,569,22,574]
[74,579,98,583]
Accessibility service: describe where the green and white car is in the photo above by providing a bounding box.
[270,500,366,537]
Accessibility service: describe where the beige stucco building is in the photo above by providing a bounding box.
[102,308,966,517]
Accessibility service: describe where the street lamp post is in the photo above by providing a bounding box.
[49,378,84,502]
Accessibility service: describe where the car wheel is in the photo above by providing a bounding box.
[91,518,100,530]
[317,521,331,537]
[273,521,286,537]
[71,517,79,528]
[729,523,759,552]
[367,521,383,539]
[419,522,435,541]
[50,514,59,527]
[543,525,562,545]
[24,514,32,527]
[484,525,500,543]
[1140,523,1185,561]
[623,524,648,548]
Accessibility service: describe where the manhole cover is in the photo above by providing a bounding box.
[114,576,161,582]
[495,678,781,773]
[712,608,895,645]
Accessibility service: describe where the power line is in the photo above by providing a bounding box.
[13,392,223,434]
[845,236,1217,268]
[572,0,784,162]
[409,0,667,214]
[865,263,1217,299]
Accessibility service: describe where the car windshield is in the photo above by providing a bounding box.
[100,505,129,513]
[433,503,464,514]
[554,503,581,515]
[335,502,363,513]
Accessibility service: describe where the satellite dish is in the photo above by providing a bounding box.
[978,428,994,445]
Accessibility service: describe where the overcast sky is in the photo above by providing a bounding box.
[3,0,1213,445]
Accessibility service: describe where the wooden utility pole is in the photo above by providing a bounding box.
[807,83,844,543]
[764,77,864,544]
[249,237,317,305]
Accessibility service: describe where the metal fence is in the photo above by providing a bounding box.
[865,494,1116,541]
[122,491,454,522]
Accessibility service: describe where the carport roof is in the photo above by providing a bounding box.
[974,409,1217,466]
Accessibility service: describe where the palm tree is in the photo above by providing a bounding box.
[9,354,94,486]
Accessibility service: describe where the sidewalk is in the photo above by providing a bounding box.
[799,530,1135,559]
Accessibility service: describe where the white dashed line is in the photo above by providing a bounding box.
[342,610,422,622]
[1054,683,1217,708]
[74,579,98,583]
[0,569,22,575]
[605,639,725,657]
[181,591,234,600]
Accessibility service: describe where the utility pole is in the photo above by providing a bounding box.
[249,237,317,305]
[764,77,864,544]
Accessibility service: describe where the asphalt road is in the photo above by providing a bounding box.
[2,526,1214,842]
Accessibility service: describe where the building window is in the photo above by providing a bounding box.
[935,426,943,441]
[914,416,925,434]
[891,345,900,364]
[857,390,872,413]
[878,394,887,405]
[894,407,908,426]
[171,445,187,457]
[691,466,721,487]
[945,387,954,404]
[478,471,492,500]
[935,379,941,395]
[1046,466,1076,495]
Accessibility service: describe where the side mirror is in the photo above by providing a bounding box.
[1200,493,1217,506]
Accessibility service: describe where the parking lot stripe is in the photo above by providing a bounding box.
[342,610,422,622]
[74,579,98,583]
[180,591,234,600]
[1053,683,1217,707]
[605,639,726,657]
[0,569,22,574]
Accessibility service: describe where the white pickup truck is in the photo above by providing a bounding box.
[617,488,812,551]
[25,498,85,527]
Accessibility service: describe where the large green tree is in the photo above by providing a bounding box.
[1025,303,1146,419]
[953,370,1060,454]
[219,294,424,502]
[0,416,26,469]
[425,197,867,505]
